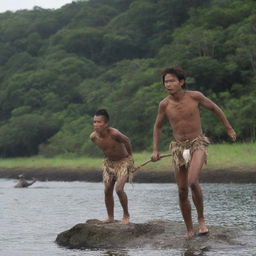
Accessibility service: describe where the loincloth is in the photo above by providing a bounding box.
[170,134,210,170]
[102,155,134,183]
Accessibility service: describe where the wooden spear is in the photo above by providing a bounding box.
[133,153,172,172]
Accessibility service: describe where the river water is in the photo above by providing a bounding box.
[1,179,256,256]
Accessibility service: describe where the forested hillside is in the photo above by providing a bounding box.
[0,0,255,157]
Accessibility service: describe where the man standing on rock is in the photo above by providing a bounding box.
[90,109,134,224]
[151,66,236,238]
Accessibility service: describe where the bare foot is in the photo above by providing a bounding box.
[185,230,195,238]
[198,229,209,235]
[101,218,114,224]
[198,218,209,235]
[119,216,130,224]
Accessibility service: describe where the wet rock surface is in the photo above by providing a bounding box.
[56,219,243,251]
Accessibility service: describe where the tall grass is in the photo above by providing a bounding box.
[0,143,255,171]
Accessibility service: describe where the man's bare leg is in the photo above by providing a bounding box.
[175,166,195,238]
[115,175,130,224]
[102,179,115,223]
[188,150,208,234]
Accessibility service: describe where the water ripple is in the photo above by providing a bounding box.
[0,180,255,256]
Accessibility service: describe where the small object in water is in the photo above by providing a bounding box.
[15,174,37,188]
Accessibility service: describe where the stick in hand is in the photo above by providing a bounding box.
[133,153,172,173]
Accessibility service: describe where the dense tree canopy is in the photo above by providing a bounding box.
[0,0,255,157]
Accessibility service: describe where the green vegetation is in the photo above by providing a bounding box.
[0,0,255,157]
[0,144,255,171]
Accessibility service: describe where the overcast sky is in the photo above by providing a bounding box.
[0,0,75,13]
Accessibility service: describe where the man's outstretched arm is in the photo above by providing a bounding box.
[197,92,236,141]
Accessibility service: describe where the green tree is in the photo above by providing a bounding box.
[0,114,60,156]
[53,28,104,62]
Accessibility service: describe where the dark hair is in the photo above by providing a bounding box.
[161,66,186,88]
[95,109,109,122]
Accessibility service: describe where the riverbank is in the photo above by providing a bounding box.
[1,165,256,183]
[1,143,255,183]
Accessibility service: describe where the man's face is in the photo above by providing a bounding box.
[164,74,184,94]
[93,115,108,132]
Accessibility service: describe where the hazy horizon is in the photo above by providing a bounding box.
[0,0,75,13]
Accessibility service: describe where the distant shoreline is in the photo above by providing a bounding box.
[1,166,256,183]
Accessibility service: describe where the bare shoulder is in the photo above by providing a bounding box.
[109,128,127,142]
[159,96,169,108]
[109,127,122,139]
[187,90,205,101]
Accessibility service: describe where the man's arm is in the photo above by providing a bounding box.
[112,130,132,155]
[26,179,37,187]
[151,101,167,161]
[195,92,236,141]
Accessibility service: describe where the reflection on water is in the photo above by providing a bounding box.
[101,249,129,256]
[100,248,209,256]
[0,180,256,256]
[183,248,208,256]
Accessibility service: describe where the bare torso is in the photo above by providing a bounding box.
[152,84,236,237]
[91,128,129,161]
[163,91,203,141]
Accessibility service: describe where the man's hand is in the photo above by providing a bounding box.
[151,151,160,162]
[227,128,236,141]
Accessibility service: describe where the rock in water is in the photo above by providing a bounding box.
[56,219,242,250]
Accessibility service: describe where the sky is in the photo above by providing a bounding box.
[0,0,75,13]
